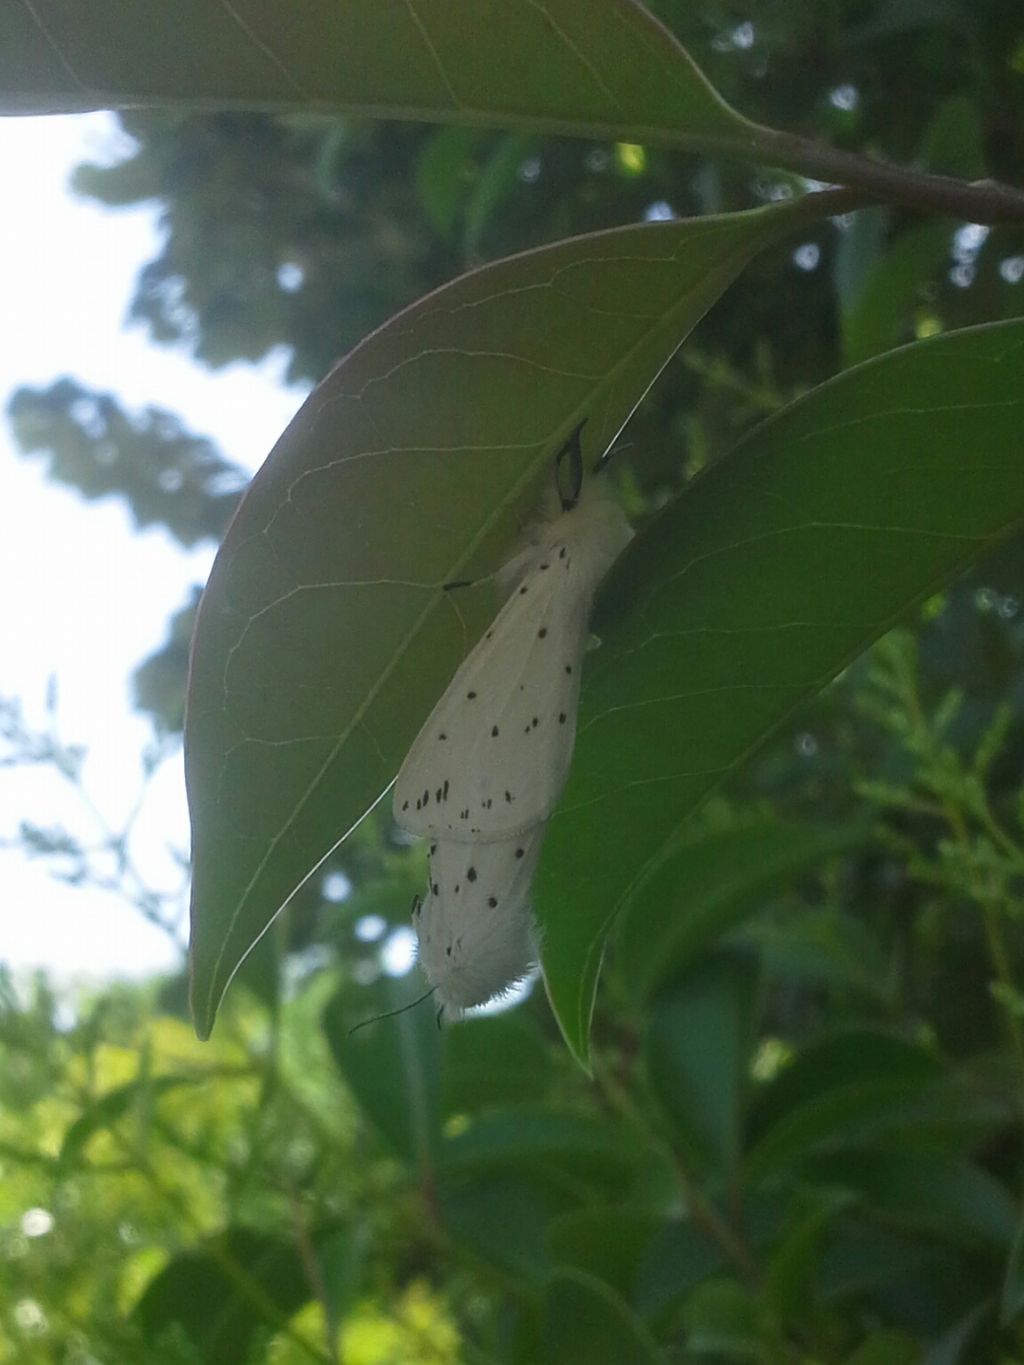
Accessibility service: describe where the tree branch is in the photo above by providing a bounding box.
[743,124,1024,225]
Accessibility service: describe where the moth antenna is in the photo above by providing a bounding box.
[347,983,437,1036]
[443,566,501,592]
[435,1003,446,1030]
[555,419,587,511]
[594,438,633,473]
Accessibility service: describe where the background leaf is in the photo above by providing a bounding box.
[323,978,442,1170]
[644,952,759,1181]
[802,1147,1019,1250]
[744,1030,943,1181]
[133,1225,318,1362]
[616,819,863,1002]
[541,1268,667,1364]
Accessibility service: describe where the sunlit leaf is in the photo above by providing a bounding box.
[133,1225,322,1362]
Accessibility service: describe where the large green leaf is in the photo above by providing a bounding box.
[187,194,838,1039]
[2,0,750,153]
[539,318,1024,1062]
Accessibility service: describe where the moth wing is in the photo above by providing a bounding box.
[414,827,546,1016]
[393,549,590,839]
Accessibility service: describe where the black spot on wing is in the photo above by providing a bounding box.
[487,897,498,908]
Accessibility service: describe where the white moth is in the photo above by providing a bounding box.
[393,475,634,842]
[394,434,634,1017]
[414,825,548,1018]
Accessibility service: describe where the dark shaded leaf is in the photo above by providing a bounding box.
[633,1219,726,1325]
[803,1146,1018,1250]
[842,1330,919,1365]
[545,1207,662,1302]
[322,978,442,1170]
[440,1106,641,1190]
[1001,1207,1024,1326]
[541,1268,667,1364]
[443,1011,552,1114]
[644,952,759,1181]
[744,1030,943,1182]
[439,1171,575,1286]
[616,820,862,1003]
[680,1278,760,1358]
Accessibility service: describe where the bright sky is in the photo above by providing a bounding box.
[0,113,309,980]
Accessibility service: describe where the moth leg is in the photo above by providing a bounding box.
[555,418,587,511]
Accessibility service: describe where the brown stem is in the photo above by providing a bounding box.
[290,1192,343,1365]
[741,124,1024,225]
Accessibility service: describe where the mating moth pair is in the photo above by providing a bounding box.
[392,427,633,1018]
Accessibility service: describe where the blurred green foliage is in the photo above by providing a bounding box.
[3,0,1024,1360]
